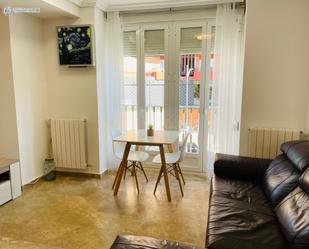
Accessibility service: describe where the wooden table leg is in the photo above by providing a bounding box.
[159,144,171,202]
[114,142,131,196]
[112,161,122,189]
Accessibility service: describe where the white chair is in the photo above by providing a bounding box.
[111,129,149,192]
[152,132,189,196]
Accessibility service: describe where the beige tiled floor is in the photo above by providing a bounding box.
[0,170,210,249]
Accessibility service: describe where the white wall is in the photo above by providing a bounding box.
[94,8,108,173]
[43,7,101,174]
[240,0,309,155]
[0,4,107,183]
[9,14,49,184]
[306,96,309,136]
[0,15,19,159]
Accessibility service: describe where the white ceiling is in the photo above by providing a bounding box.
[77,0,241,11]
[105,0,234,5]
[108,0,183,4]
[0,0,242,19]
[104,0,240,11]
[0,0,78,18]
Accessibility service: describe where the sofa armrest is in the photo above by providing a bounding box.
[214,153,271,182]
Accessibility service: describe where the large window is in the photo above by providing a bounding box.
[123,31,137,131]
[178,27,202,154]
[122,21,214,171]
[144,30,165,130]
[122,28,166,133]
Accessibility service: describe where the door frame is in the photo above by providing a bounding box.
[122,16,216,173]
[124,23,169,130]
[174,20,208,172]
[203,20,216,173]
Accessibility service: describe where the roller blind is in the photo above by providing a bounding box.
[180,27,202,53]
[124,27,214,55]
[123,31,136,57]
[144,30,164,55]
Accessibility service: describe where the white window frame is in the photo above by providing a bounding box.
[123,24,169,130]
[122,11,216,172]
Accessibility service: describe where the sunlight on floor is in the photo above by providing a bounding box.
[0,171,210,249]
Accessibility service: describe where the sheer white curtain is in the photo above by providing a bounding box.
[207,4,245,175]
[104,12,124,169]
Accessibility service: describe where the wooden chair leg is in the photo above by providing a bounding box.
[139,162,148,182]
[154,167,163,195]
[130,162,134,176]
[173,164,184,197]
[177,163,186,185]
[114,142,131,196]
[123,165,127,180]
[132,162,139,193]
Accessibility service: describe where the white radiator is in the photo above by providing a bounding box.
[50,119,87,169]
[248,127,302,159]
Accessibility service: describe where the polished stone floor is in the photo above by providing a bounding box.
[0,170,210,249]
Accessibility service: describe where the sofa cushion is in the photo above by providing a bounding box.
[299,168,309,193]
[281,141,309,172]
[207,177,288,249]
[275,186,309,249]
[263,154,301,207]
[110,235,203,249]
[212,176,270,206]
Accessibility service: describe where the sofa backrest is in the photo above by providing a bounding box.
[263,140,309,249]
[263,154,300,207]
[275,168,309,249]
[263,141,309,207]
[281,141,309,172]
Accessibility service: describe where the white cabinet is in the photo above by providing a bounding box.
[0,159,22,205]
[10,162,22,199]
[0,180,12,205]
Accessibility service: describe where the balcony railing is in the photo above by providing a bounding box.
[122,105,137,130]
[179,107,200,154]
[122,104,201,154]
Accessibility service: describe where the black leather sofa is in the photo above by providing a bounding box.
[110,140,309,249]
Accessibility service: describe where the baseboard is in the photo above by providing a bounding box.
[56,170,108,179]
[23,170,109,187]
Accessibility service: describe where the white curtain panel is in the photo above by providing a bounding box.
[207,4,245,175]
[105,12,124,169]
